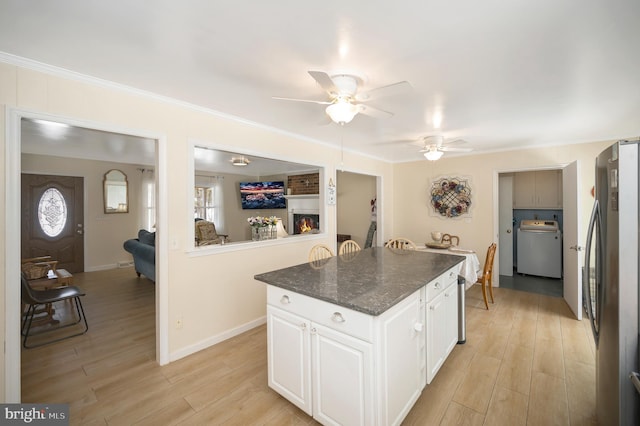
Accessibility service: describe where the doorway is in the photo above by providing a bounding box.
[4,109,166,402]
[336,171,380,250]
[498,169,564,298]
[496,165,582,318]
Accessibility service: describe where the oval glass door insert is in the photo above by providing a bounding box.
[38,187,68,237]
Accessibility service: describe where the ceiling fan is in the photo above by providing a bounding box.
[417,135,473,161]
[273,71,411,125]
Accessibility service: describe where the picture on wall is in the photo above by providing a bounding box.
[429,176,472,218]
[239,181,286,210]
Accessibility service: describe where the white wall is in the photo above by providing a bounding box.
[392,141,611,269]
[0,61,396,400]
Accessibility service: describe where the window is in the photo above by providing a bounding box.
[140,169,155,231]
[191,144,323,247]
[194,186,215,222]
[194,175,224,232]
[38,187,67,237]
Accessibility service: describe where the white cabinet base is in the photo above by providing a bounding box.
[266,264,460,426]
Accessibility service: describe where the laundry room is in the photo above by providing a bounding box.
[499,169,564,296]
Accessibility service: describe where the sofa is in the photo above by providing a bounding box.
[123,229,156,282]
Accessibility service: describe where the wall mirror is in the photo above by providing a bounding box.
[104,169,129,213]
[192,145,323,248]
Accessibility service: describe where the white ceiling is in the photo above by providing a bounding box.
[2,1,640,163]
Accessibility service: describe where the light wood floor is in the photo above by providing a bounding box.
[22,268,596,425]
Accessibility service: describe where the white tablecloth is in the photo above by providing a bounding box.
[417,247,481,290]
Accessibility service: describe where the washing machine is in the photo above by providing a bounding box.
[517,220,562,278]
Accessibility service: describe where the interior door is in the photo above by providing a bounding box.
[21,173,85,272]
[498,174,514,276]
[562,161,581,319]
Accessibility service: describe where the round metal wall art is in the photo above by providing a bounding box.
[430,177,472,218]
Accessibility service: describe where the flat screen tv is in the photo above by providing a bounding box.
[239,181,286,210]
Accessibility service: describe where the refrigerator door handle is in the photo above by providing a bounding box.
[630,372,640,395]
[583,200,602,345]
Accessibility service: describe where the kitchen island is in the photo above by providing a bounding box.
[255,247,464,426]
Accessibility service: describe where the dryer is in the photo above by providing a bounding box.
[517,220,562,278]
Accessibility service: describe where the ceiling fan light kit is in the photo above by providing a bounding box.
[424,149,444,161]
[231,156,250,166]
[326,100,358,124]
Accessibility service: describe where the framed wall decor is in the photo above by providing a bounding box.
[429,176,472,219]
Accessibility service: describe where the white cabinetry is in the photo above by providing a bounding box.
[513,170,562,209]
[267,286,423,426]
[426,269,459,384]
[267,306,312,415]
[311,322,373,426]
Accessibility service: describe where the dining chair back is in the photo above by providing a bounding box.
[441,234,460,246]
[385,238,417,250]
[21,272,89,348]
[338,239,362,255]
[308,244,335,262]
[476,243,497,309]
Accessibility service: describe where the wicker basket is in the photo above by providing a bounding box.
[21,262,52,280]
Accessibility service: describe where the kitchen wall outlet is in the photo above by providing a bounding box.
[176,315,183,329]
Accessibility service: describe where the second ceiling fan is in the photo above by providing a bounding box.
[273,70,411,124]
[419,135,473,161]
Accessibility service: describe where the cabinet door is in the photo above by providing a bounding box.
[426,291,448,384]
[267,306,312,415]
[311,322,374,426]
[513,171,536,208]
[535,170,561,208]
[378,290,424,425]
[442,282,459,358]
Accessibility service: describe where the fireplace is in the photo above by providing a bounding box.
[293,213,320,235]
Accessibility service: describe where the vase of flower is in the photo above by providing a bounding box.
[251,226,261,241]
[248,216,279,241]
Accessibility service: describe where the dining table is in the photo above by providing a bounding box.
[417,245,481,289]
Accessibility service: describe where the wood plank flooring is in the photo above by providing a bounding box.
[21,268,596,425]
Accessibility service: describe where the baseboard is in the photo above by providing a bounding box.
[85,263,119,272]
[169,316,267,362]
[84,262,134,272]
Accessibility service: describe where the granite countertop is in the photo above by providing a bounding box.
[254,247,464,316]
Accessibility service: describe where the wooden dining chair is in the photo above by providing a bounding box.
[476,243,497,309]
[385,238,417,250]
[308,244,335,262]
[338,239,361,255]
[441,234,460,246]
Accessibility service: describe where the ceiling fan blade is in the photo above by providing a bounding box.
[272,96,332,105]
[355,81,412,102]
[439,146,473,152]
[357,104,394,119]
[441,138,468,146]
[308,70,337,94]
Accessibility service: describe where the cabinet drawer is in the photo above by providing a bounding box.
[267,285,374,342]
[425,266,459,302]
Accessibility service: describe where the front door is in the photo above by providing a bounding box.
[21,173,84,272]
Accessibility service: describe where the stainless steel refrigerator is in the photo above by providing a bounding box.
[584,140,639,425]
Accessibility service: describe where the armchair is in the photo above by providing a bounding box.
[195,220,228,246]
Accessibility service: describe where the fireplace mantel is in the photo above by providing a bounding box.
[285,194,320,235]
